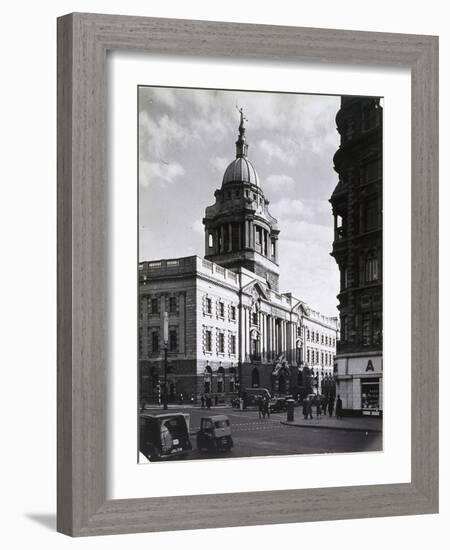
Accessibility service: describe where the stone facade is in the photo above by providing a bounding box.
[330,96,383,416]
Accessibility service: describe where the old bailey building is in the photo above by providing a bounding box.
[139,110,339,403]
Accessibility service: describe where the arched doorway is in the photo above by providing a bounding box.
[217,366,225,393]
[278,367,290,394]
[204,366,212,393]
[251,367,260,388]
[229,367,236,393]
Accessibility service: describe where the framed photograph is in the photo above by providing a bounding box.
[57,13,438,536]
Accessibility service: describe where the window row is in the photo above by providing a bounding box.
[305,329,336,347]
[203,328,237,356]
[138,327,179,355]
[139,295,179,317]
[306,348,335,367]
[203,295,237,321]
[340,311,382,346]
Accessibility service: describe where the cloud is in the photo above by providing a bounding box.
[139,160,185,188]
[139,112,190,161]
[258,138,299,167]
[209,156,229,175]
[270,198,305,220]
[265,174,295,190]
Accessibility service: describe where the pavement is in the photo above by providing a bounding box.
[281,413,382,432]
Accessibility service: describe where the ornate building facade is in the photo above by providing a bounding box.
[330,96,383,416]
[139,112,339,403]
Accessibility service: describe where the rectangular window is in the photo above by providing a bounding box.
[169,296,177,313]
[230,334,236,355]
[205,330,212,352]
[205,297,212,314]
[152,331,159,352]
[230,305,236,321]
[307,349,310,363]
[169,329,177,352]
[372,312,382,345]
[151,298,159,314]
[362,313,371,346]
[218,333,225,353]
[364,198,379,232]
[219,301,225,318]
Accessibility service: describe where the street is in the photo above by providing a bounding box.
[141,405,382,460]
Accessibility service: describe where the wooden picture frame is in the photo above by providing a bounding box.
[57,13,438,536]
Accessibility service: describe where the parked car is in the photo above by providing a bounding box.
[268,396,288,413]
[242,387,272,408]
[196,415,233,453]
[140,413,192,461]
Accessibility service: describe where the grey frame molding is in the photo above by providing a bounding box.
[57,13,438,537]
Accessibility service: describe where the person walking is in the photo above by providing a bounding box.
[315,395,322,418]
[306,396,313,420]
[336,395,343,418]
[264,397,270,419]
[328,396,335,417]
[258,398,264,419]
[302,396,308,419]
[200,394,205,408]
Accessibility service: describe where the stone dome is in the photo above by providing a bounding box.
[222,156,260,187]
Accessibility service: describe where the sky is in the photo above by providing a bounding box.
[139,86,341,316]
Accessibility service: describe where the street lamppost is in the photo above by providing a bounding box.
[163,311,168,410]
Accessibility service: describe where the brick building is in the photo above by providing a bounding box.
[139,111,339,403]
[330,96,383,416]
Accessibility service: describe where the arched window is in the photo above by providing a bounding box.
[365,250,379,282]
[217,367,225,393]
[251,368,260,388]
[208,233,214,248]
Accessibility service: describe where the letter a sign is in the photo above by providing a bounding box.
[366,360,374,372]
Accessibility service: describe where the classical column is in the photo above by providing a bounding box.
[220,225,225,252]
[261,312,266,360]
[228,223,233,252]
[244,307,250,360]
[204,230,209,255]
[249,220,254,249]
[238,223,242,251]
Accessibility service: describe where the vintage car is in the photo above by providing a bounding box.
[139,412,192,461]
[196,415,234,453]
[268,396,288,413]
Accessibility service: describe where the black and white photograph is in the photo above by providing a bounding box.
[138,86,383,462]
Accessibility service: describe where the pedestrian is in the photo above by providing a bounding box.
[264,397,270,418]
[336,395,343,418]
[328,396,335,417]
[258,398,264,419]
[315,395,321,418]
[322,396,328,415]
[179,393,183,405]
[306,396,313,419]
[206,395,212,409]
[214,394,218,406]
[200,394,205,408]
[302,396,308,419]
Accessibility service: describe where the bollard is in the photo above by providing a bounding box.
[286,399,295,422]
